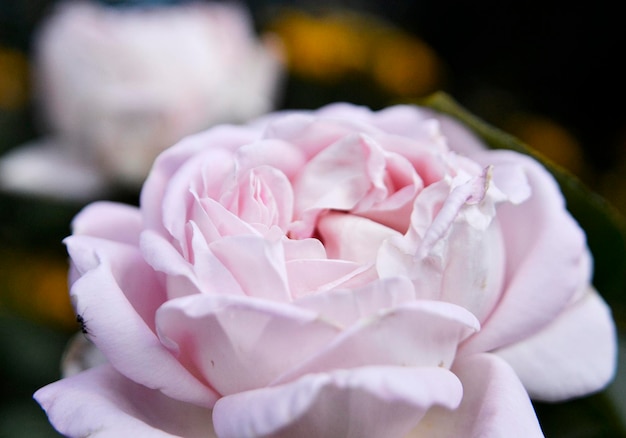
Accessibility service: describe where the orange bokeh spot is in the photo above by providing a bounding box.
[0,46,30,111]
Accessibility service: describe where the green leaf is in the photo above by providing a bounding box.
[420,92,626,318]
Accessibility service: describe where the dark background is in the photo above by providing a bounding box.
[2,0,625,172]
[261,0,626,174]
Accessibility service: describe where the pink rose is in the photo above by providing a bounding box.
[35,103,616,437]
[0,0,283,199]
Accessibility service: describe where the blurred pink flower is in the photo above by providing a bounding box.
[35,103,615,437]
[0,0,283,199]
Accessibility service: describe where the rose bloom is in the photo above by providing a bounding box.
[0,0,282,198]
[35,103,616,437]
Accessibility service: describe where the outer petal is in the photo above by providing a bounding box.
[427,110,487,156]
[66,235,218,406]
[35,365,215,438]
[495,289,617,401]
[72,201,143,246]
[156,293,340,396]
[314,101,381,123]
[274,300,479,384]
[408,353,543,438]
[213,366,463,438]
[66,235,166,329]
[369,105,449,154]
[68,201,144,286]
[462,150,588,354]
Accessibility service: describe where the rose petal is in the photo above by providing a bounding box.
[317,211,401,264]
[495,288,617,401]
[411,168,503,260]
[397,110,533,203]
[71,201,143,246]
[161,147,236,256]
[461,150,588,354]
[378,176,506,322]
[371,132,451,187]
[234,138,307,181]
[213,366,463,438]
[145,225,291,300]
[408,353,543,438]
[192,196,259,243]
[66,235,166,328]
[209,234,291,301]
[367,106,466,187]
[156,293,339,395]
[291,132,420,227]
[281,235,327,260]
[315,101,381,122]
[370,105,448,152]
[261,111,380,159]
[286,258,377,299]
[219,165,294,230]
[488,161,533,204]
[141,125,258,236]
[34,365,215,438]
[66,235,218,406]
[294,276,417,328]
[274,300,479,384]
[428,110,488,156]
[293,133,377,217]
[140,229,206,299]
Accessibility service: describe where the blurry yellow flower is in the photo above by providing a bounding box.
[268,9,443,97]
[271,11,365,81]
[0,46,29,111]
[0,249,75,330]
[372,34,441,97]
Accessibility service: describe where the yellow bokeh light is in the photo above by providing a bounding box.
[270,11,367,82]
[0,249,75,330]
[372,33,441,97]
[0,46,30,111]
[268,9,442,97]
